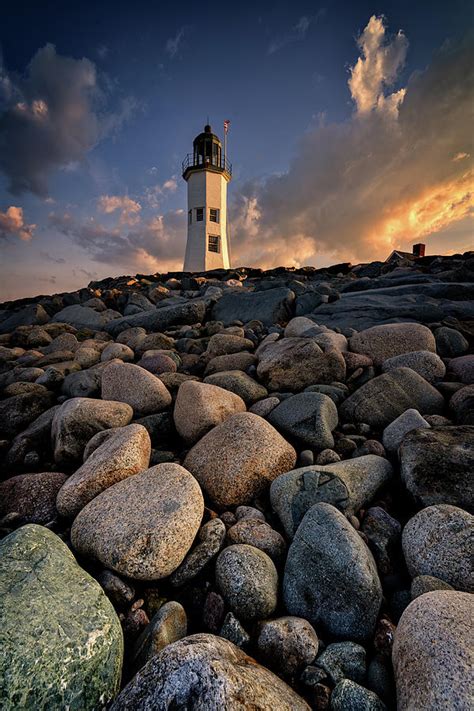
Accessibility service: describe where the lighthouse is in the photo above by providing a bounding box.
[182,123,232,271]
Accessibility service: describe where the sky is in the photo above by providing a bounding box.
[0,0,473,301]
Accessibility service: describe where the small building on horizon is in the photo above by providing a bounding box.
[385,243,426,264]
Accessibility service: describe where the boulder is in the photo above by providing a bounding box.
[402,505,473,592]
[216,544,278,621]
[101,342,135,362]
[271,455,393,538]
[400,426,474,511]
[257,617,319,677]
[349,323,436,365]
[267,392,338,449]
[393,591,473,710]
[382,408,430,453]
[173,380,246,444]
[133,601,187,672]
[226,518,286,564]
[51,397,133,464]
[381,350,446,383]
[450,385,474,425]
[183,413,296,508]
[212,287,295,326]
[0,303,49,334]
[447,354,474,384]
[0,390,55,438]
[204,351,256,375]
[101,361,172,416]
[315,641,366,685]
[5,404,59,468]
[434,326,469,358]
[0,471,68,524]
[106,299,207,337]
[204,333,254,358]
[0,525,123,710]
[283,503,382,641]
[204,370,268,405]
[257,337,346,391]
[71,463,204,580]
[339,368,444,428]
[52,304,121,330]
[110,634,310,710]
[56,424,151,517]
[331,680,387,711]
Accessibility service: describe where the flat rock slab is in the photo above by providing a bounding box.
[105,299,207,336]
[0,525,123,711]
[212,287,295,326]
[71,463,204,580]
[111,633,310,710]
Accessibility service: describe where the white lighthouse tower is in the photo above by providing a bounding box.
[182,124,232,271]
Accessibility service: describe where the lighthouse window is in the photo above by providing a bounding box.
[208,235,220,253]
[196,207,204,221]
[210,208,220,223]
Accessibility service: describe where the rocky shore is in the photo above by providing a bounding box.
[0,250,473,710]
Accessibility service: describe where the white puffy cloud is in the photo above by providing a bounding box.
[0,206,36,241]
[230,17,474,268]
[97,195,142,225]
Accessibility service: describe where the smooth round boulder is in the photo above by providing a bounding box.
[216,544,278,621]
[0,525,123,710]
[267,392,338,449]
[101,361,172,416]
[71,463,204,580]
[393,591,473,710]
[381,350,446,383]
[56,424,151,517]
[0,471,68,524]
[226,518,286,564]
[257,616,319,677]
[349,323,436,366]
[402,505,473,592]
[203,370,268,405]
[183,413,296,508]
[110,634,310,710]
[382,408,430,453]
[283,503,382,641]
[173,380,246,444]
[101,342,134,362]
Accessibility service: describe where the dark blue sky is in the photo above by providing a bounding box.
[0,0,472,298]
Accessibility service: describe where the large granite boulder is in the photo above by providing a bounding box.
[183,413,296,508]
[212,287,295,326]
[271,455,393,538]
[56,424,151,517]
[106,299,207,336]
[0,471,68,524]
[111,634,310,710]
[0,390,55,438]
[256,337,346,391]
[71,463,204,580]
[400,426,474,511]
[52,304,121,330]
[393,591,473,710]
[340,368,444,428]
[0,525,123,710]
[283,503,382,641]
[101,361,172,416]
[349,323,436,366]
[267,392,338,449]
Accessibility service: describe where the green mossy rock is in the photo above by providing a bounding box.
[0,524,123,710]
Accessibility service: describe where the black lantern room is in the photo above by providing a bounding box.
[182,124,231,181]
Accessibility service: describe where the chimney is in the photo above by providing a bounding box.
[412,243,425,257]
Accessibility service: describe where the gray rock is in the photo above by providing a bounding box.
[216,544,278,621]
[203,370,268,405]
[402,505,473,592]
[393,591,473,710]
[61,366,103,398]
[361,507,402,576]
[56,423,151,517]
[212,287,295,326]
[169,518,226,586]
[110,634,310,710]
[382,350,446,383]
[133,601,187,671]
[349,323,436,366]
[450,385,474,425]
[183,413,296,508]
[316,641,366,685]
[271,455,393,538]
[0,471,68,524]
[71,463,204,580]
[51,397,133,464]
[219,612,250,648]
[101,361,172,416]
[106,299,207,337]
[249,396,280,417]
[101,342,134,362]
[97,569,135,608]
[268,392,338,449]
[382,408,430,453]
[0,303,49,334]
[205,333,254,358]
[340,368,444,428]
[283,503,382,641]
[205,351,257,375]
[0,525,123,710]
[331,679,387,710]
[226,518,286,564]
[235,505,266,521]
[5,404,59,468]
[257,616,319,677]
[411,574,455,599]
[400,426,474,510]
[435,326,469,358]
[0,390,55,438]
[448,354,474,384]
[52,304,121,330]
[257,337,346,391]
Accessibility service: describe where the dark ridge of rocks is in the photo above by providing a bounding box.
[0,250,473,710]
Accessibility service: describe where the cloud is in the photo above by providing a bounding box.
[39,250,66,264]
[0,206,36,241]
[49,208,186,272]
[144,176,178,208]
[268,11,324,55]
[165,27,187,59]
[97,195,142,225]
[0,44,136,196]
[231,17,474,268]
